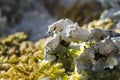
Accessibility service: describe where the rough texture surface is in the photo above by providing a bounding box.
[44,19,120,62]
[74,37,120,80]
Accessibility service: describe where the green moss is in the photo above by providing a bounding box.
[0,32,69,80]
[0,59,65,80]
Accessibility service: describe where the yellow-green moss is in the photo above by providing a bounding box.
[82,18,114,30]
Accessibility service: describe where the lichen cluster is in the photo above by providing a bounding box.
[43,17,120,80]
[74,37,120,80]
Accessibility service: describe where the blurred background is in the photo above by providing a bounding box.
[0,0,119,41]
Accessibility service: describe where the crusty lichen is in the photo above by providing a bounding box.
[75,37,120,80]
[43,18,120,80]
[44,18,120,62]
[44,19,90,62]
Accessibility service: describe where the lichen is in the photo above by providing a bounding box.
[75,37,120,80]
[44,18,120,63]
[43,18,120,80]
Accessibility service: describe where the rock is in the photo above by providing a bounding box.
[44,19,90,61]
[74,37,120,80]
[89,28,120,41]
[96,37,119,56]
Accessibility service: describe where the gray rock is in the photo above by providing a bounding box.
[74,37,120,80]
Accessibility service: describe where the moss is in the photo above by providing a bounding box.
[82,18,115,30]
[0,59,65,80]
[0,32,68,80]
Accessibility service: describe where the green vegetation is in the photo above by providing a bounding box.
[0,32,83,80]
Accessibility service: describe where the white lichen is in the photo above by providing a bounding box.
[48,18,74,34]
[44,19,90,61]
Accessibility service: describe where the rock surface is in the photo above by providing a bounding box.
[74,37,120,80]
